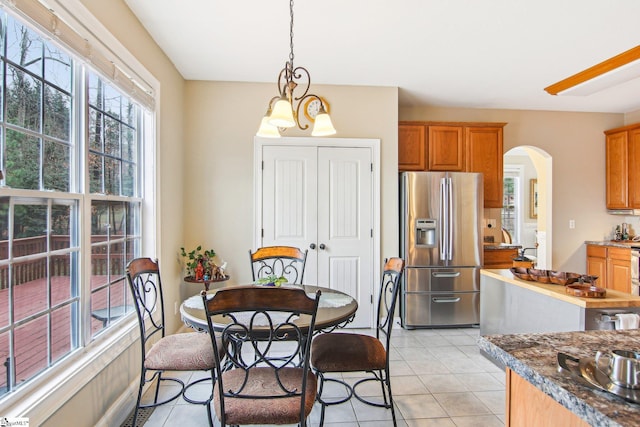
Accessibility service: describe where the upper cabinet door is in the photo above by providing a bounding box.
[428,125,464,171]
[629,128,640,209]
[398,124,426,171]
[606,130,629,209]
[466,126,504,208]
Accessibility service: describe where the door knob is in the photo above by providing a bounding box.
[309,243,316,249]
[319,243,326,250]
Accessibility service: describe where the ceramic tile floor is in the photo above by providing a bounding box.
[140,327,506,427]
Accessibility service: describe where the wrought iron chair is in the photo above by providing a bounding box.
[311,257,405,426]
[201,285,321,426]
[249,245,308,285]
[126,257,218,427]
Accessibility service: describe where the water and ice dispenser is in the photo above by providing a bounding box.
[415,219,436,247]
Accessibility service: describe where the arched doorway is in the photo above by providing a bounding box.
[504,146,552,269]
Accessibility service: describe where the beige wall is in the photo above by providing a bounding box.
[183,82,399,286]
[32,1,640,425]
[400,107,626,272]
[40,1,187,426]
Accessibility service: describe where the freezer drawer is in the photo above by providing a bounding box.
[404,267,480,293]
[402,292,479,328]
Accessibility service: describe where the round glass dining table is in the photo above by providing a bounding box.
[180,284,358,333]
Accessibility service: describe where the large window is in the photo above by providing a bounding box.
[0,11,146,397]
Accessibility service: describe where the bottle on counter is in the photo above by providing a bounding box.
[615,225,622,241]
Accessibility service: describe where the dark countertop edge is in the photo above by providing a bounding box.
[483,244,522,249]
[477,335,623,427]
[585,240,640,249]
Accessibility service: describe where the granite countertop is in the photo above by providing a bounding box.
[483,243,522,250]
[478,330,640,426]
[481,269,640,308]
[586,240,640,249]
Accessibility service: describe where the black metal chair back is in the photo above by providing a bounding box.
[249,245,308,285]
[202,285,320,426]
[376,257,405,346]
[126,257,215,427]
[127,258,167,355]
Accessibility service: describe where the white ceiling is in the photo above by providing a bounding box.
[124,0,640,114]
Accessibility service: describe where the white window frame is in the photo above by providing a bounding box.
[0,0,159,421]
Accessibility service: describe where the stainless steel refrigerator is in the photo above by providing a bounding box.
[400,171,483,328]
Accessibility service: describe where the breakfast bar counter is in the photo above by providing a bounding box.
[480,269,640,335]
[478,330,640,426]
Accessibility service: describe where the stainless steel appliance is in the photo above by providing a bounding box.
[400,171,483,328]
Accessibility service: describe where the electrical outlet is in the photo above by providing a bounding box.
[174,301,178,315]
[569,219,575,229]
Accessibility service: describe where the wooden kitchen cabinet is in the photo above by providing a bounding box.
[608,247,632,293]
[467,126,504,208]
[586,244,631,293]
[428,125,464,171]
[483,247,518,268]
[399,121,506,208]
[506,368,589,427]
[398,124,426,171]
[605,123,640,210]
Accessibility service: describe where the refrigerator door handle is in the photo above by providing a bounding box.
[432,272,461,278]
[447,176,453,261]
[439,178,446,261]
[432,297,462,303]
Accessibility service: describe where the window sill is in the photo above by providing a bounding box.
[0,319,138,423]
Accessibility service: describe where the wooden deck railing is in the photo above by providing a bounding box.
[0,236,126,289]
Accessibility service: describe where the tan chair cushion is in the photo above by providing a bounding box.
[145,332,218,371]
[311,332,386,372]
[214,366,317,425]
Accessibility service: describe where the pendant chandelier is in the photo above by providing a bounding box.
[256,0,336,138]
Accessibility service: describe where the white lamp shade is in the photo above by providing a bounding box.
[311,112,336,136]
[269,98,296,128]
[256,116,281,138]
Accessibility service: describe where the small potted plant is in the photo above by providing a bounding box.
[180,245,217,281]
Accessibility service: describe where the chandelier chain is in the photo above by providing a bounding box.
[289,0,295,66]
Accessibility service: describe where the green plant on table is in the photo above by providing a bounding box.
[180,245,216,278]
[255,274,288,287]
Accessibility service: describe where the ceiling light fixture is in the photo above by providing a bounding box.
[256,0,336,138]
[544,45,640,96]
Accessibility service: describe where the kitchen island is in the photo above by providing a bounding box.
[480,269,640,335]
[478,330,640,426]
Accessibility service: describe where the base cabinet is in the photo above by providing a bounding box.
[506,368,589,427]
[586,244,631,293]
[483,247,518,269]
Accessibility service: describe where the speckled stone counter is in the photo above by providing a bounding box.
[479,330,640,426]
[483,243,522,250]
[586,240,640,249]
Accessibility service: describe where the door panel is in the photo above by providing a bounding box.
[318,147,372,327]
[261,144,373,328]
[262,146,318,281]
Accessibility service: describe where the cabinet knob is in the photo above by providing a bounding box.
[319,243,326,250]
[309,243,316,250]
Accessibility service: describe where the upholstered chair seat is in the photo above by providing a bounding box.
[213,367,317,425]
[311,333,386,372]
[145,332,217,371]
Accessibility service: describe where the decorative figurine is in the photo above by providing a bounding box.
[195,259,204,280]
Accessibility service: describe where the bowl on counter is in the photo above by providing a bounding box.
[548,270,582,285]
[510,267,532,281]
[565,284,606,298]
[528,268,552,283]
